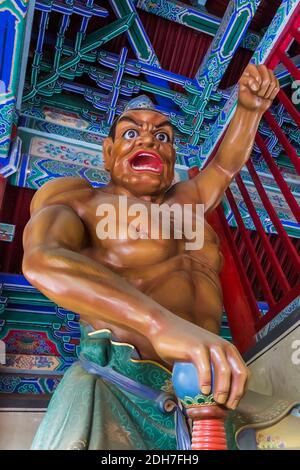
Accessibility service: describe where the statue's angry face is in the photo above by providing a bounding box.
[103,109,176,197]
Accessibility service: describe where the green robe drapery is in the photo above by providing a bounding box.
[32,325,177,450]
[32,324,236,450]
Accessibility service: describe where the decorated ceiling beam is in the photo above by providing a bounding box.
[201,0,300,162]
[27,0,225,118]
[54,17,70,74]
[189,0,261,145]
[97,50,224,101]
[35,0,108,18]
[30,0,108,108]
[109,0,176,109]
[0,0,30,159]
[136,0,261,51]
[40,43,224,101]
[110,0,158,65]
[190,0,207,6]
[0,138,22,178]
[23,13,135,102]
[30,10,48,89]
[0,273,81,362]
[28,76,213,138]
[107,48,128,125]
[37,59,222,124]
[28,29,225,102]
[30,79,221,141]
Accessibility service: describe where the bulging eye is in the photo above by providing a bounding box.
[123,129,139,140]
[155,132,169,143]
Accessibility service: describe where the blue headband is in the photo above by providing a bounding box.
[124,95,156,112]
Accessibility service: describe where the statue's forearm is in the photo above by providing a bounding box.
[23,247,173,340]
[184,105,264,214]
[214,105,263,178]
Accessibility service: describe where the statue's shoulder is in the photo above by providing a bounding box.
[30,177,92,214]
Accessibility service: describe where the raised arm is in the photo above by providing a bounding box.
[172,65,279,213]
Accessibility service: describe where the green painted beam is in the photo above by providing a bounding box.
[0,0,30,158]
[136,0,261,51]
[23,13,135,102]
[189,0,261,144]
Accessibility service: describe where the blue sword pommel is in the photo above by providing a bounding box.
[172,362,214,400]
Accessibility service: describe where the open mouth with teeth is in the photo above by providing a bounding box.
[129,151,164,174]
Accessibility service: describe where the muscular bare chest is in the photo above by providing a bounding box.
[73,192,222,275]
[68,190,223,324]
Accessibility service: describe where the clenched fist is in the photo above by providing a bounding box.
[238,64,279,113]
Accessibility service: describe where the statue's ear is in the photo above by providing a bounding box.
[103,137,113,172]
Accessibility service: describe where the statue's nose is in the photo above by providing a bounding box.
[136,133,157,148]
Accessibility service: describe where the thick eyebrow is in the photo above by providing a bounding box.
[155,120,173,131]
[117,116,140,127]
[117,116,173,132]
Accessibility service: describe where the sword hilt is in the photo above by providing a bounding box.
[172,362,228,450]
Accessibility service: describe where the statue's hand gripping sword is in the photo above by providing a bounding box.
[172,363,228,450]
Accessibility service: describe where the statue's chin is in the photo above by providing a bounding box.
[113,173,170,199]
